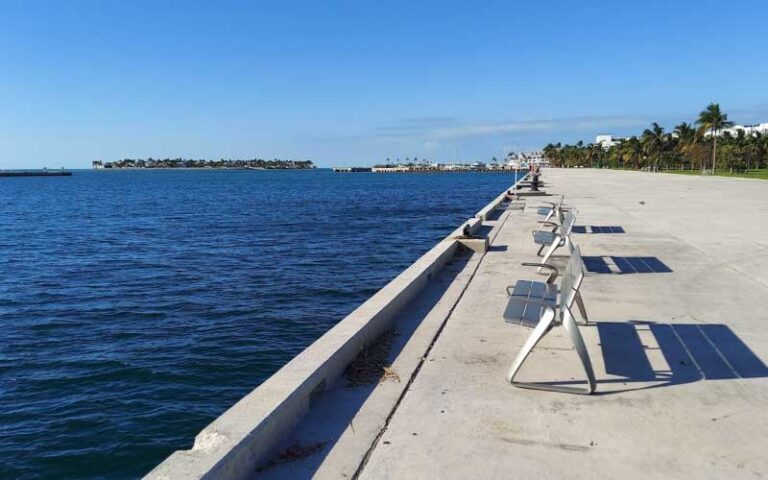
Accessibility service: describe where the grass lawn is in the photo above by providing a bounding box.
[661,168,768,180]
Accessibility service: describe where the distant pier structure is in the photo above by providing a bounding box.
[333,160,535,173]
[0,169,72,177]
[332,167,373,172]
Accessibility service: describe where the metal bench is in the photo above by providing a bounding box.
[532,210,576,272]
[508,241,589,325]
[536,195,565,222]
[503,245,596,394]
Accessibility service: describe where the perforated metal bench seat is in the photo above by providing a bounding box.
[533,230,557,245]
[508,279,558,301]
[537,206,553,216]
[504,280,559,327]
[503,296,557,328]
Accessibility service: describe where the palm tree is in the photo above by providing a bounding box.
[673,122,696,143]
[641,122,667,169]
[589,142,604,168]
[696,103,734,174]
[673,122,697,169]
[542,143,562,167]
[620,137,643,169]
[752,132,767,170]
[733,130,748,172]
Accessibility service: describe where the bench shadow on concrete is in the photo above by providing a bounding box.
[535,321,767,395]
[583,256,672,274]
[572,225,626,234]
[592,321,768,394]
[254,252,474,479]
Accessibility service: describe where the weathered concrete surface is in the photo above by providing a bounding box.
[353,169,768,479]
[254,169,768,479]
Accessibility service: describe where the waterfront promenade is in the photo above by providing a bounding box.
[352,169,768,479]
[150,169,768,479]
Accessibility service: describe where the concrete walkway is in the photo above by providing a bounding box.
[261,169,768,479]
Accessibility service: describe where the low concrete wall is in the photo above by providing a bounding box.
[146,178,522,480]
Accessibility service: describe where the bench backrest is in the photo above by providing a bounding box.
[566,238,587,275]
[559,245,584,313]
[561,210,576,237]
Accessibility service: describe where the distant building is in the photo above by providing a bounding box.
[703,123,768,137]
[505,151,548,168]
[595,135,625,149]
[332,167,372,172]
[92,160,104,169]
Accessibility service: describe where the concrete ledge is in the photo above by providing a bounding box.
[450,217,483,238]
[146,177,524,480]
[457,237,489,253]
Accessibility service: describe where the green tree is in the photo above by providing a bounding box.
[589,143,604,167]
[696,103,734,173]
[620,137,642,169]
[673,122,697,169]
[641,122,667,169]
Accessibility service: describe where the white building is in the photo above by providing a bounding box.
[505,151,548,169]
[704,123,768,137]
[595,135,625,149]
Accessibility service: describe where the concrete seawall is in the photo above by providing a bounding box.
[146,175,528,479]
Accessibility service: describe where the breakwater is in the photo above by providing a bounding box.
[0,170,71,177]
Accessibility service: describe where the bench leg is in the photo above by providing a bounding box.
[575,291,589,325]
[561,307,597,394]
[507,309,556,384]
[508,307,596,395]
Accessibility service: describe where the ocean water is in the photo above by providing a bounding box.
[0,169,520,479]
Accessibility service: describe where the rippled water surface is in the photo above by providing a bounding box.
[0,169,520,479]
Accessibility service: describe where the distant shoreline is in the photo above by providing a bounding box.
[92,159,315,170]
[91,167,314,171]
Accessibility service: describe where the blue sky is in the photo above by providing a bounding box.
[1,0,767,168]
